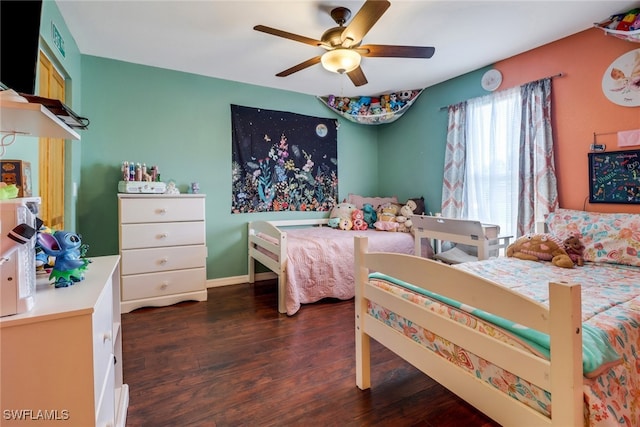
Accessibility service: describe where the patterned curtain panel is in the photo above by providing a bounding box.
[231,105,339,213]
[441,102,467,219]
[517,78,559,235]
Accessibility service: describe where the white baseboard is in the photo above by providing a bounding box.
[206,271,277,288]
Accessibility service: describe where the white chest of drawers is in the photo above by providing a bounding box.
[0,255,128,427]
[118,194,208,313]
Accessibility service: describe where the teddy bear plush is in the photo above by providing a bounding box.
[506,233,574,268]
[396,215,410,232]
[397,202,415,233]
[563,235,585,266]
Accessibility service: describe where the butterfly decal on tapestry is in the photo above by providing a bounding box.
[231,105,339,213]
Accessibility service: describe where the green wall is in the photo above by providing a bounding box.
[6,1,490,282]
[376,67,493,214]
[77,56,379,279]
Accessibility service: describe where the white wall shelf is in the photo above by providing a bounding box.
[0,100,80,140]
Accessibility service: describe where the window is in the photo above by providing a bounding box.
[442,78,558,238]
[464,86,521,237]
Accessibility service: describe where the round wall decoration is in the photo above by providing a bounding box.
[602,48,640,107]
[481,69,502,91]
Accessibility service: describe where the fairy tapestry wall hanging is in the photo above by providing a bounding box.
[231,105,339,213]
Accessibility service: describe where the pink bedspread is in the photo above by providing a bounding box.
[284,228,415,315]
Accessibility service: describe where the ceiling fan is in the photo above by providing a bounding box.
[253,0,435,87]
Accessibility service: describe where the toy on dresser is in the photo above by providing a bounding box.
[37,230,91,288]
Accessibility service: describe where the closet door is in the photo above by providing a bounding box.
[38,52,65,230]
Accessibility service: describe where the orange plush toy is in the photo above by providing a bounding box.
[506,233,575,269]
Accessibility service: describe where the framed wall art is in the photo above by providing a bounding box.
[589,150,640,204]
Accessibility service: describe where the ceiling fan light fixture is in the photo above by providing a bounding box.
[321,49,361,74]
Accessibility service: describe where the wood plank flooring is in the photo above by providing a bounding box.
[122,280,500,427]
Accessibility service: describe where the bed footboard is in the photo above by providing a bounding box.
[248,219,329,314]
[354,236,582,427]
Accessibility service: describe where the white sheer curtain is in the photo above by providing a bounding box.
[464,86,521,237]
[441,78,558,239]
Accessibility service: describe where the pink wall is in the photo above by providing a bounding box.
[495,28,640,214]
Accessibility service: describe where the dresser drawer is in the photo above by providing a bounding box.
[93,278,114,408]
[120,221,205,249]
[122,268,206,301]
[96,356,116,427]
[120,197,204,223]
[121,245,207,275]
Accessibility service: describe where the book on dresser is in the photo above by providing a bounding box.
[117,193,208,313]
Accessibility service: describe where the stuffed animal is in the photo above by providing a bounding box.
[377,202,399,222]
[506,233,574,269]
[374,203,399,231]
[338,217,353,231]
[563,235,585,266]
[399,202,416,233]
[37,230,91,287]
[396,215,409,232]
[352,209,368,231]
[327,217,340,228]
[362,203,377,229]
[330,201,356,220]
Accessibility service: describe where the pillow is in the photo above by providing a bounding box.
[348,194,398,210]
[545,208,640,267]
[406,196,426,215]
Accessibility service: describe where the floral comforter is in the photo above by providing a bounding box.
[368,258,640,426]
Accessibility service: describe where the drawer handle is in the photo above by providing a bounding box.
[156,208,167,215]
[158,233,168,239]
[103,332,112,343]
[160,281,169,290]
[159,257,168,265]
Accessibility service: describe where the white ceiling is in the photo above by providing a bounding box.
[54,0,638,97]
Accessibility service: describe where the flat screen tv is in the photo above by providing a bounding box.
[0,0,43,95]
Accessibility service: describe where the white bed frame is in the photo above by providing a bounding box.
[411,215,512,262]
[354,236,583,426]
[248,218,329,314]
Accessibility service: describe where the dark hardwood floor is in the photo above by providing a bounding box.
[122,280,500,427]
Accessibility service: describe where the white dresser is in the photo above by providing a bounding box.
[0,255,128,427]
[118,194,208,313]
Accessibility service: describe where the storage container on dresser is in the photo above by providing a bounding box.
[118,194,207,313]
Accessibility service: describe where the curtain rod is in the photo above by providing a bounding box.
[438,72,564,111]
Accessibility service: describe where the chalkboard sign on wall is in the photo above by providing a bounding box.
[589,150,640,204]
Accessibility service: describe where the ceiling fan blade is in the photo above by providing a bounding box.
[254,25,323,47]
[347,66,368,87]
[340,0,390,48]
[359,44,435,58]
[275,56,322,77]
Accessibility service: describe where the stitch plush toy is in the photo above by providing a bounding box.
[362,203,377,229]
[506,233,574,269]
